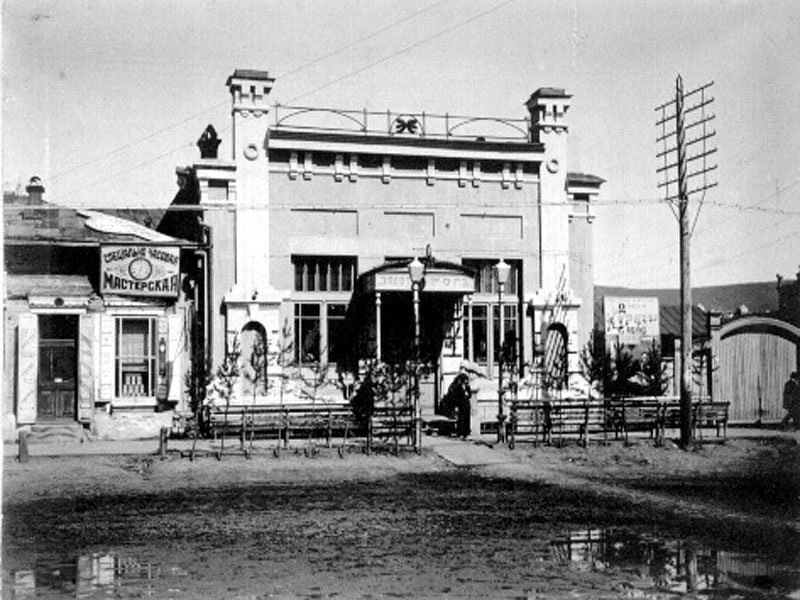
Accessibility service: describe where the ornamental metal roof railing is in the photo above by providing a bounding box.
[271,104,532,143]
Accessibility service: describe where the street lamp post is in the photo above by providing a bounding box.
[408,257,425,453]
[494,259,511,444]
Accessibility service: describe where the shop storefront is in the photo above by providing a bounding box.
[4,184,200,439]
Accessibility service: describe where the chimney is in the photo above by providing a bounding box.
[525,87,571,144]
[25,176,45,204]
[197,124,221,160]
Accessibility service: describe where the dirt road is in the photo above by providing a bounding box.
[4,436,800,599]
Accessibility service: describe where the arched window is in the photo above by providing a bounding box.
[544,323,568,391]
[241,321,268,395]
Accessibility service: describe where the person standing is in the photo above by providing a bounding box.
[781,372,800,430]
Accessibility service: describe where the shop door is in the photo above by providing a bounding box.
[38,315,79,421]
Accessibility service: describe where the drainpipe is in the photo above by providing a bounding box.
[201,224,213,370]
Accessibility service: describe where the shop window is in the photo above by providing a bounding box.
[294,304,321,364]
[462,259,521,295]
[294,303,350,365]
[116,318,156,397]
[293,256,357,292]
[327,304,348,363]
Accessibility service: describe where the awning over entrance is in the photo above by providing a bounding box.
[342,259,475,370]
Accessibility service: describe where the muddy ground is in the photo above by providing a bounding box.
[3,436,800,599]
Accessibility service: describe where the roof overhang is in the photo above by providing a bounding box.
[269,129,544,163]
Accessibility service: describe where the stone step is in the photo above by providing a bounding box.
[25,423,92,444]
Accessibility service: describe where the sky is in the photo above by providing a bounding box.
[3,0,800,289]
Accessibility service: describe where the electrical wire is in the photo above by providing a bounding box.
[38,0,453,187]
[284,0,516,105]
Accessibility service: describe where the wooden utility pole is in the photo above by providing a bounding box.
[675,76,693,447]
[656,76,717,448]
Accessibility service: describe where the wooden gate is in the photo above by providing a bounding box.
[716,316,800,423]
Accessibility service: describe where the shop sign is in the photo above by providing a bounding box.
[372,271,474,293]
[101,245,180,297]
[604,296,660,346]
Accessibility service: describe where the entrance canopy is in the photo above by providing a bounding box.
[341,260,475,370]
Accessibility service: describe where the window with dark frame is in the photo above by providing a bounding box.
[294,303,321,364]
[326,303,348,363]
[464,304,489,363]
[493,304,519,363]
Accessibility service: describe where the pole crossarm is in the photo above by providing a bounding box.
[657,165,719,189]
[656,148,718,173]
[656,131,718,158]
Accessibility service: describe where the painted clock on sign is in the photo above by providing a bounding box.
[128,257,153,281]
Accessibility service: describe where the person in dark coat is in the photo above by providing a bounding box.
[441,372,472,438]
[781,372,800,430]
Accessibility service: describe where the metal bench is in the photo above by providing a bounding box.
[367,403,417,455]
[508,399,609,448]
[508,400,548,449]
[546,400,609,447]
[608,398,662,444]
[208,402,358,457]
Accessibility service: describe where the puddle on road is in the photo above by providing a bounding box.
[7,529,800,599]
[549,528,800,598]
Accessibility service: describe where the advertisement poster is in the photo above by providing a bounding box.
[604,296,660,346]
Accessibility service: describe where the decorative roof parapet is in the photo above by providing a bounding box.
[271,104,533,144]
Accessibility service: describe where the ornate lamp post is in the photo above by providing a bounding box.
[494,259,511,443]
[408,257,425,453]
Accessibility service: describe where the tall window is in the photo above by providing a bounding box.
[293,256,356,292]
[461,259,523,373]
[294,304,321,364]
[327,304,348,363]
[116,318,156,397]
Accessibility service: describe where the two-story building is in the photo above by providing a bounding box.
[169,69,603,427]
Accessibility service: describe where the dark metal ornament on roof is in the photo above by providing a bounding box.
[197,124,221,159]
[392,115,421,135]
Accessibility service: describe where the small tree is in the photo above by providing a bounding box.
[579,328,614,397]
[267,319,295,405]
[296,346,345,456]
[207,335,241,458]
[242,332,267,452]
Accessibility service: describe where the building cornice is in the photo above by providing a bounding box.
[268,129,544,162]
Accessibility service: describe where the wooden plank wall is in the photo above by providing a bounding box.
[720,332,796,422]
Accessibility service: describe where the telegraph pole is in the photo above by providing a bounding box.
[656,76,717,447]
[676,76,693,447]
